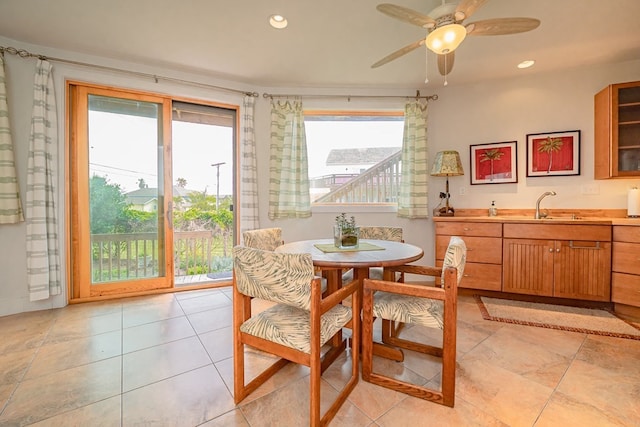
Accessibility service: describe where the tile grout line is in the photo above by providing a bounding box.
[0,310,62,421]
[530,333,589,426]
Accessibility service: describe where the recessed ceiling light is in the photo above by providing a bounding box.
[269,14,288,29]
[518,60,535,69]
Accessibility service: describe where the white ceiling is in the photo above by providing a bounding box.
[1,0,639,89]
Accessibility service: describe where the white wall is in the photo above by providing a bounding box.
[427,61,640,211]
[1,34,638,316]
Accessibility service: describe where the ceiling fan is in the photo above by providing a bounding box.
[372,0,540,80]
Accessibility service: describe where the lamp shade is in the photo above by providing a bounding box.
[425,23,467,55]
[431,150,464,176]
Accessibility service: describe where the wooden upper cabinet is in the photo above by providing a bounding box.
[594,81,640,179]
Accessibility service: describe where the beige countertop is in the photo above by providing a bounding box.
[432,211,640,226]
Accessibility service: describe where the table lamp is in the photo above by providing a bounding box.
[430,150,464,216]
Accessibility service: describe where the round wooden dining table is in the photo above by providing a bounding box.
[276,238,424,295]
[275,238,424,270]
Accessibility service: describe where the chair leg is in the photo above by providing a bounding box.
[362,286,374,382]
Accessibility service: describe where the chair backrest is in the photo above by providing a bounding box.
[442,236,466,284]
[233,246,315,310]
[359,226,403,242]
[242,227,283,251]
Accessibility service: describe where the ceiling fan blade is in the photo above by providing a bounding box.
[376,4,435,27]
[371,39,425,68]
[437,52,455,76]
[455,0,489,20]
[466,18,541,36]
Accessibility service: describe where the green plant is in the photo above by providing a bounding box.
[334,213,359,247]
[335,213,357,234]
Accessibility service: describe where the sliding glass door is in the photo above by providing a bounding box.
[70,85,173,298]
[69,82,238,299]
[171,101,236,286]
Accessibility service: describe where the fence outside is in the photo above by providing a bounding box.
[91,230,233,283]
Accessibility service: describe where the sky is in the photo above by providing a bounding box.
[89,111,233,195]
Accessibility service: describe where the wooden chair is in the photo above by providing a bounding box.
[243,226,328,297]
[242,227,283,251]
[362,236,466,407]
[233,246,360,426]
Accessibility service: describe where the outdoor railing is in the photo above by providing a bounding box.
[91,230,233,283]
[314,151,402,203]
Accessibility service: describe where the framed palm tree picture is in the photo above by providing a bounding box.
[526,130,580,177]
[470,141,517,184]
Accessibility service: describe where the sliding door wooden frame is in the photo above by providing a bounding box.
[68,82,173,299]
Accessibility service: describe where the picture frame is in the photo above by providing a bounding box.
[526,130,580,177]
[470,141,518,185]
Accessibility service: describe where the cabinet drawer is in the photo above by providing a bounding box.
[436,261,502,291]
[436,235,502,264]
[612,272,640,307]
[435,222,502,237]
[612,242,640,275]
[613,226,640,243]
[503,223,611,241]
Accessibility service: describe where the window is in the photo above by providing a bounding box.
[304,111,404,205]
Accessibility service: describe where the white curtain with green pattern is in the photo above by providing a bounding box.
[268,100,311,219]
[0,54,24,224]
[398,100,429,218]
[240,95,259,233]
[26,59,61,301]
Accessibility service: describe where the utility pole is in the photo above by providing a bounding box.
[211,162,225,210]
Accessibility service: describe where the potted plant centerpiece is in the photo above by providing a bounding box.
[334,213,359,248]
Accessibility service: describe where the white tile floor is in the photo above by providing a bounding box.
[1,287,639,426]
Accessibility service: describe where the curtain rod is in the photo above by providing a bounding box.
[262,90,438,102]
[0,45,259,97]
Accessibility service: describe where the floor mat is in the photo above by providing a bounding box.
[475,295,640,340]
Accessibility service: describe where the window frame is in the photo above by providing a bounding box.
[304,109,405,212]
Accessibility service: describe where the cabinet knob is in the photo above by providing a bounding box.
[549,248,554,253]
[463,227,471,231]
[556,248,561,253]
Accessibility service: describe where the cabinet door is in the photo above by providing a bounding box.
[612,242,640,275]
[612,272,640,307]
[594,81,640,179]
[436,235,502,264]
[503,238,554,296]
[553,240,612,301]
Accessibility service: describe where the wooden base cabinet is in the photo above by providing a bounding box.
[435,221,502,291]
[503,224,612,301]
[612,226,640,307]
[503,238,554,296]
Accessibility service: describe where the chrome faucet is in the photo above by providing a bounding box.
[535,191,556,219]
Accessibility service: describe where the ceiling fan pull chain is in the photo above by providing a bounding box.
[443,54,448,86]
[424,48,429,84]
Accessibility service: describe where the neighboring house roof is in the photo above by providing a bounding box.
[125,186,194,205]
[326,147,400,166]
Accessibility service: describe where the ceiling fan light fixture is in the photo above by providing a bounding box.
[518,60,535,69]
[269,14,288,29]
[425,23,467,54]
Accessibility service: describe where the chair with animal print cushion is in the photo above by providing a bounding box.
[361,235,466,407]
[232,246,360,426]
